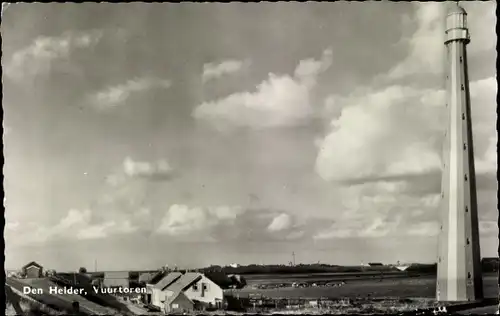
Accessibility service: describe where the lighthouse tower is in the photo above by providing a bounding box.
[436,2,483,302]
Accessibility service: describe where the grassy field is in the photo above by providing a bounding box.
[242,270,432,285]
[228,273,498,299]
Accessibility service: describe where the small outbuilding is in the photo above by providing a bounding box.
[22,261,43,278]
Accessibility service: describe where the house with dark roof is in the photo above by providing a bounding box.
[164,272,223,312]
[22,261,43,278]
[147,272,223,312]
[146,272,183,307]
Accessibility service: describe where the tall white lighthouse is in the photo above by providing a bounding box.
[436,2,483,302]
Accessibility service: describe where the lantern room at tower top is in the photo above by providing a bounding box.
[445,2,470,44]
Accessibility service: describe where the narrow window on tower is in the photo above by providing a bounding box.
[462,113,465,120]
[460,56,463,62]
[461,84,465,90]
[467,272,471,279]
[465,206,469,213]
[463,143,467,150]
[464,174,468,181]
[466,238,470,245]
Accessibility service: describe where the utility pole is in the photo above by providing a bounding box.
[292,252,296,267]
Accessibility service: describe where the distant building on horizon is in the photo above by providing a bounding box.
[103,271,130,288]
[22,261,44,278]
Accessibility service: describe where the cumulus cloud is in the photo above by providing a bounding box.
[105,156,174,188]
[316,2,496,190]
[267,213,294,232]
[314,78,495,241]
[155,204,327,243]
[4,30,103,81]
[90,77,171,109]
[156,204,243,238]
[7,157,177,247]
[193,48,332,129]
[316,85,444,183]
[313,180,435,240]
[122,156,173,180]
[5,208,141,246]
[388,3,445,79]
[312,174,495,241]
[202,59,249,83]
[388,2,495,80]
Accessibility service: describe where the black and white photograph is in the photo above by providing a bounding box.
[2,1,498,315]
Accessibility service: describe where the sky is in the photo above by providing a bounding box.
[3,2,497,272]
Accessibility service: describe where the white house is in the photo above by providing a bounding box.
[147,272,223,312]
[146,271,183,307]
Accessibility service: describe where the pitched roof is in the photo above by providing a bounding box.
[22,261,43,269]
[149,270,166,285]
[166,290,193,307]
[153,272,183,290]
[164,272,203,294]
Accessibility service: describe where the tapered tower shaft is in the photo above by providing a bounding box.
[436,3,483,302]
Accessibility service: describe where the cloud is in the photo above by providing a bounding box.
[312,176,496,241]
[193,48,332,129]
[5,156,177,247]
[387,2,495,81]
[4,30,103,81]
[312,181,434,240]
[156,204,243,238]
[316,2,496,185]
[407,221,440,237]
[89,77,171,109]
[202,59,250,83]
[122,156,174,180]
[5,208,140,245]
[267,213,293,232]
[388,3,445,80]
[105,156,175,188]
[155,204,329,243]
[316,85,444,183]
